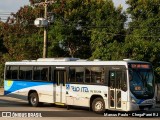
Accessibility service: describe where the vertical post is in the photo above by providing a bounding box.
[43,0,48,58]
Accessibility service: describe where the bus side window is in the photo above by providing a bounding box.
[85,67,105,84]
[6,66,19,80]
[41,68,49,81]
[75,67,84,83]
[33,67,40,80]
[85,67,90,83]
[69,67,84,83]
[25,67,33,80]
[69,67,76,82]
[33,66,49,81]
[91,67,104,84]
[19,66,33,80]
[6,66,11,79]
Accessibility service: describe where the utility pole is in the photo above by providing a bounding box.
[43,0,48,58]
[34,0,55,58]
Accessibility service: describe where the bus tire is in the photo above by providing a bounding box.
[92,97,105,114]
[28,92,40,107]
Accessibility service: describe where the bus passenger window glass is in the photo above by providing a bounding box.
[6,66,19,79]
[33,67,49,81]
[41,68,49,81]
[26,67,33,80]
[34,67,41,80]
[75,67,84,83]
[6,66,11,79]
[11,66,18,79]
[91,67,104,84]
[69,67,76,82]
[19,66,32,80]
[8,66,19,79]
[85,67,91,83]
[69,67,84,83]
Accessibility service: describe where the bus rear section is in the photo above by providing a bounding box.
[4,65,55,106]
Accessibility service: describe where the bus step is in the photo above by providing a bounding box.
[55,102,65,106]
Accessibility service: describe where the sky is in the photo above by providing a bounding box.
[0,0,29,21]
[0,0,29,12]
[0,0,128,21]
[113,0,128,11]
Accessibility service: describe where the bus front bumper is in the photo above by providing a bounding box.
[127,102,156,111]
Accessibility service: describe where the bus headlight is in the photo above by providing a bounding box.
[131,97,136,103]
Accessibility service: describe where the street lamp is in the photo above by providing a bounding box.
[34,18,48,27]
[34,0,55,58]
[34,17,48,58]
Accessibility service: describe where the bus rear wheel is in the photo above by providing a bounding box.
[92,97,105,114]
[29,92,39,107]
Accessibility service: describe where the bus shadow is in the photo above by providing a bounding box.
[0,95,29,107]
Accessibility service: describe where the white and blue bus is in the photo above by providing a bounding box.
[4,58,156,113]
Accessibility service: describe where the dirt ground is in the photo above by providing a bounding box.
[0,87,4,95]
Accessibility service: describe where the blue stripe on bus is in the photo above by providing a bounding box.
[130,92,145,104]
[4,80,53,95]
[137,99,145,104]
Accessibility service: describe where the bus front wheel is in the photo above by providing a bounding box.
[92,97,105,114]
[29,92,39,107]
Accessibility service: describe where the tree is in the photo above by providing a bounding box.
[47,0,92,58]
[124,0,160,63]
[125,0,160,81]
[1,5,44,61]
[29,0,43,5]
[0,22,7,55]
[0,4,46,86]
[89,0,126,60]
[47,0,126,59]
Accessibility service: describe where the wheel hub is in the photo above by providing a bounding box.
[31,97,36,104]
[95,101,103,111]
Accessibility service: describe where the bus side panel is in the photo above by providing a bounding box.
[4,80,54,103]
[4,80,28,101]
[66,84,108,108]
[121,91,128,111]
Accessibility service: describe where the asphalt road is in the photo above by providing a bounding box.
[0,89,160,120]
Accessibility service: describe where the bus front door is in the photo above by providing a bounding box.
[109,71,124,110]
[54,70,66,104]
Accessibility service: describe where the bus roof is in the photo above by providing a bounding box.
[5,58,150,66]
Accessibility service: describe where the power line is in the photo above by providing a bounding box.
[104,32,160,38]
[0,18,8,20]
[0,14,12,15]
[0,11,13,13]
[0,30,159,38]
[0,16,10,17]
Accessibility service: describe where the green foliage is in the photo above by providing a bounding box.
[1,0,160,86]
[89,0,126,60]
[125,0,160,80]
[126,0,160,21]
[155,67,160,83]
[48,0,93,58]
[0,61,4,86]
[0,5,44,86]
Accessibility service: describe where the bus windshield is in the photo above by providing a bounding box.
[129,64,154,99]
